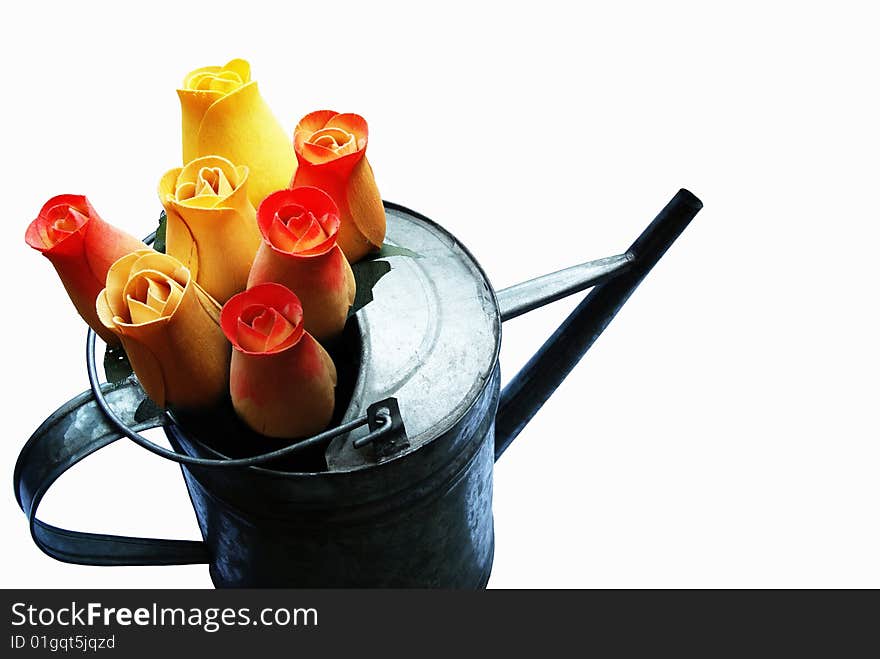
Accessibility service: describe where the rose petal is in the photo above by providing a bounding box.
[184,59,250,93]
[104,251,143,321]
[222,58,250,83]
[127,296,162,324]
[185,67,222,90]
[175,181,196,200]
[263,308,296,350]
[278,203,309,233]
[308,127,357,156]
[250,307,275,335]
[41,204,89,249]
[145,278,171,310]
[197,166,234,197]
[267,215,301,252]
[221,283,304,355]
[324,113,368,150]
[300,140,343,165]
[114,254,190,326]
[208,76,241,94]
[172,157,241,210]
[131,253,189,287]
[294,110,339,147]
[236,316,269,353]
[192,81,296,207]
[293,218,330,252]
[256,188,340,257]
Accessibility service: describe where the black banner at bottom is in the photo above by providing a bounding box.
[1,589,873,656]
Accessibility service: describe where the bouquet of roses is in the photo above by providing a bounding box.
[25,59,386,440]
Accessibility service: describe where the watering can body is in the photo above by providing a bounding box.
[164,203,505,587]
[14,191,702,588]
[168,369,500,588]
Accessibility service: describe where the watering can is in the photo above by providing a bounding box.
[14,188,702,587]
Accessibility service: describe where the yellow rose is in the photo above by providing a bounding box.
[159,155,261,304]
[96,250,230,410]
[178,58,295,207]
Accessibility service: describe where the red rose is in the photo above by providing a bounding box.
[292,111,385,263]
[221,283,337,439]
[25,194,146,344]
[249,187,355,342]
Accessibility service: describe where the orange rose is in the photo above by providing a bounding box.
[292,111,385,263]
[96,250,229,410]
[221,283,337,438]
[25,194,146,344]
[248,187,355,342]
[158,155,261,303]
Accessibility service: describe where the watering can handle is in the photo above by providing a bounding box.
[12,381,209,566]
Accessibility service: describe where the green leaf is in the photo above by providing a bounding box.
[135,396,163,423]
[103,343,134,384]
[153,210,167,253]
[346,243,420,315]
[349,260,391,316]
[364,242,422,261]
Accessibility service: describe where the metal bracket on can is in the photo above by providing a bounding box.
[353,398,409,461]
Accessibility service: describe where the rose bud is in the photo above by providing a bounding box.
[292,111,385,263]
[159,155,261,304]
[96,250,230,410]
[221,283,337,439]
[25,194,147,344]
[178,58,295,207]
[248,187,355,342]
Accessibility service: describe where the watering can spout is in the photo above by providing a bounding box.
[494,189,703,460]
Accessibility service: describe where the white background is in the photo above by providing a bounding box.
[1,1,877,588]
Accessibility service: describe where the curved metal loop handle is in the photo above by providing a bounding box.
[12,326,397,567]
[12,381,209,566]
[85,330,395,469]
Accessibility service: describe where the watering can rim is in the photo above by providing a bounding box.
[79,189,702,477]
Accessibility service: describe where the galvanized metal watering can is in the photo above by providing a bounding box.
[14,189,702,587]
